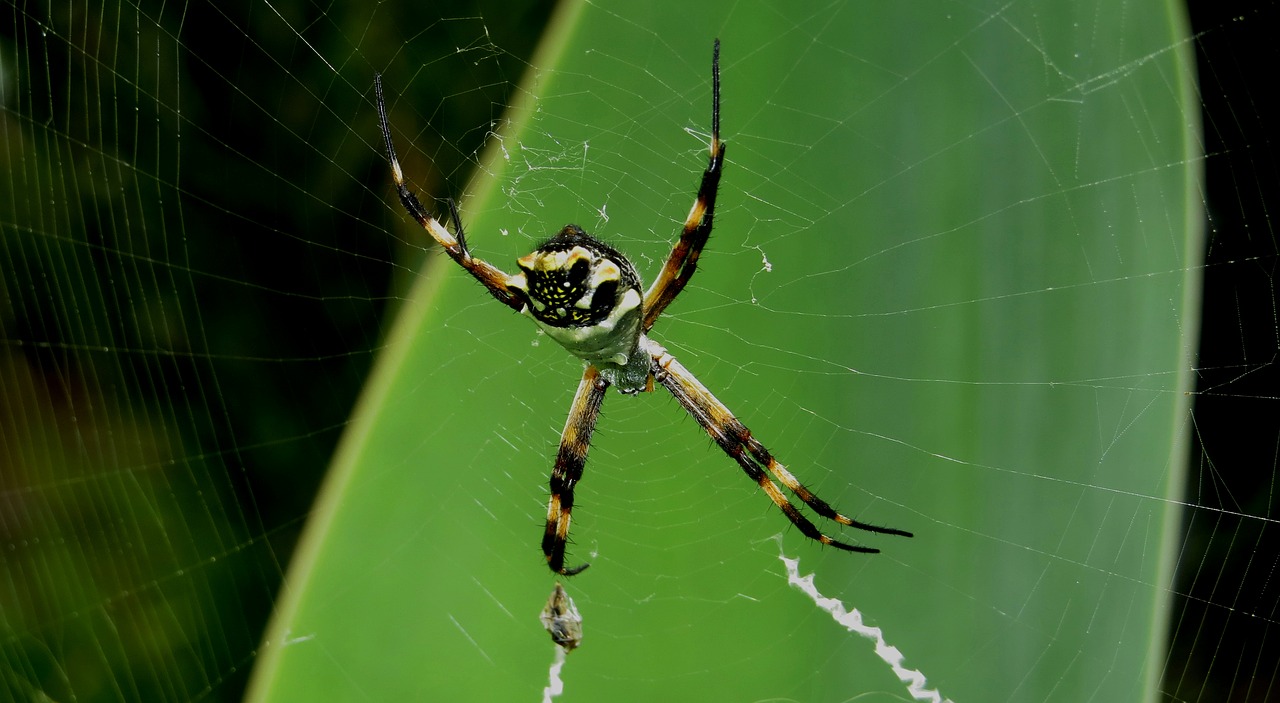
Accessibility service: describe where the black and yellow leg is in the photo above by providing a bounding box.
[543,365,611,575]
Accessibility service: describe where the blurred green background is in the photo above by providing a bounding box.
[1,1,1276,701]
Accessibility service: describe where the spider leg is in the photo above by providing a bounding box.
[642,39,727,332]
[374,74,524,313]
[544,365,611,575]
[644,339,912,552]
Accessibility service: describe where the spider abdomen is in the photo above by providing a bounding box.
[507,225,648,383]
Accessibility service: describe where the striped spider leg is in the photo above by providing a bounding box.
[644,339,914,553]
[374,74,524,312]
[376,39,910,577]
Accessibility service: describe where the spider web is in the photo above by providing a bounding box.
[1,1,1275,701]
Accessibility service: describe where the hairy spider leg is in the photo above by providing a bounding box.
[544,365,611,575]
[645,339,913,551]
[374,73,524,312]
[642,38,726,332]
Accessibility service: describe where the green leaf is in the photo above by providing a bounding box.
[248,1,1199,700]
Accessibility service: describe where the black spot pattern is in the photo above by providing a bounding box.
[517,225,641,328]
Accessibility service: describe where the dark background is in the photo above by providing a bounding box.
[1170,3,1280,700]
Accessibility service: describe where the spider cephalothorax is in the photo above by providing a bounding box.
[375,39,911,576]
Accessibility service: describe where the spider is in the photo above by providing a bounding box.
[374,40,911,575]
